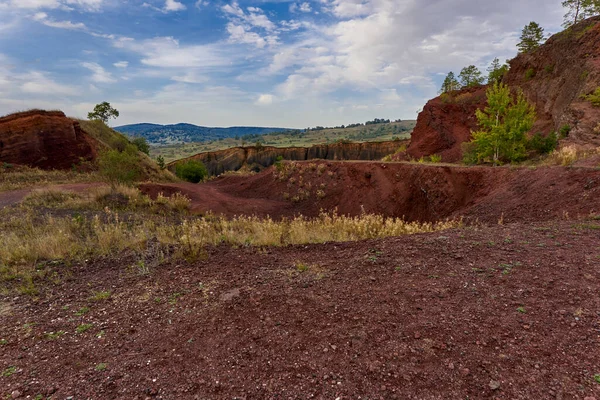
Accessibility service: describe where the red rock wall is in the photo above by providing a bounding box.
[0,110,96,170]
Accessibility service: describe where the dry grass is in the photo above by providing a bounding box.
[0,165,99,192]
[0,208,461,293]
[544,145,600,166]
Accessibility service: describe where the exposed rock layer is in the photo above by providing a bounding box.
[0,110,96,169]
[169,140,405,176]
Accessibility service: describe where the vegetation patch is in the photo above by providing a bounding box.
[582,87,600,107]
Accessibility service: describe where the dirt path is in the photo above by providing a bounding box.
[0,183,107,209]
[1,220,599,399]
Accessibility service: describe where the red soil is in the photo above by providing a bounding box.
[0,110,97,170]
[141,161,600,224]
[1,220,599,399]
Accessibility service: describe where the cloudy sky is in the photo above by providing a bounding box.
[0,0,564,128]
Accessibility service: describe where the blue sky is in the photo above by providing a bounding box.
[0,0,564,127]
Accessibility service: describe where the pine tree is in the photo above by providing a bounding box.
[487,58,509,85]
[440,72,461,93]
[465,83,536,164]
[562,0,600,28]
[517,22,545,53]
[458,65,484,88]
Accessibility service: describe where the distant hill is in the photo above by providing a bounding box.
[114,123,292,145]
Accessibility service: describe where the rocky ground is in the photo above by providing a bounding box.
[1,219,599,399]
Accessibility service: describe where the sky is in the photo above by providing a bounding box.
[0,0,565,128]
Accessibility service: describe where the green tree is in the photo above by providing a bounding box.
[517,22,545,53]
[440,71,461,93]
[131,137,150,155]
[562,0,600,28]
[464,83,536,164]
[97,144,141,186]
[156,155,166,170]
[487,58,509,85]
[459,65,485,88]
[88,102,119,124]
[175,160,208,183]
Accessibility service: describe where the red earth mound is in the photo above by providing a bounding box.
[141,161,600,224]
[408,16,600,162]
[0,110,97,170]
[1,220,600,399]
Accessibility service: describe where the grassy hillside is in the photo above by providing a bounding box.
[151,120,415,163]
[79,119,177,183]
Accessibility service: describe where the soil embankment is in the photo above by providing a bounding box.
[142,161,600,223]
[0,110,97,170]
[167,140,405,176]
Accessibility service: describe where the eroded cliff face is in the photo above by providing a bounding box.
[408,16,600,162]
[504,16,600,145]
[169,140,405,176]
[0,110,97,170]
[406,87,487,162]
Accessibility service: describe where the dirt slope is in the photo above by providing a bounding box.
[168,140,406,176]
[1,220,599,399]
[0,110,97,170]
[142,161,600,223]
[408,16,600,162]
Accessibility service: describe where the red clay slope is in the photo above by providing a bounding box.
[0,110,97,170]
[141,161,600,224]
[408,16,600,162]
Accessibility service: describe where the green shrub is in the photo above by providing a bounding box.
[131,137,150,155]
[97,144,141,186]
[582,87,600,107]
[559,124,571,138]
[528,132,558,154]
[156,155,166,170]
[175,160,208,183]
[525,68,536,80]
[429,154,442,163]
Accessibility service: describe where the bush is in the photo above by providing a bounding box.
[582,87,600,107]
[97,144,141,186]
[559,124,571,138]
[175,160,208,183]
[131,137,150,155]
[528,132,558,154]
[524,68,536,80]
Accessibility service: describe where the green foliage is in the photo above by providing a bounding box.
[464,83,536,165]
[562,0,600,28]
[524,68,536,80]
[440,71,461,93]
[594,374,600,384]
[131,137,150,155]
[175,160,208,183]
[544,65,554,73]
[487,58,509,85]
[459,65,485,88]
[559,124,572,138]
[97,144,142,186]
[76,323,93,333]
[429,154,442,163]
[517,22,545,53]
[582,87,600,106]
[156,155,166,170]
[528,132,558,154]
[87,102,119,124]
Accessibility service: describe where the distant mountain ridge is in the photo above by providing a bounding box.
[114,122,293,145]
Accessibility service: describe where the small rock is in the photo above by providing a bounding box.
[489,380,501,391]
[584,397,597,400]
[10,391,22,399]
[414,332,421,339]
[220,288,241,301]
[460,368,470,376]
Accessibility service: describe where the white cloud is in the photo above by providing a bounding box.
[164,0,185,12]
[113,36,230,68]
[222,2,279,47]
[81,62,116,83]
[32,11,87,30]
[256,93,274,105]
[0,0,103,11]
[290,2,312,13]
[113,61,129,68]
[195,0,208,8]
[20,71,80,95]
[171,71,208,84]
